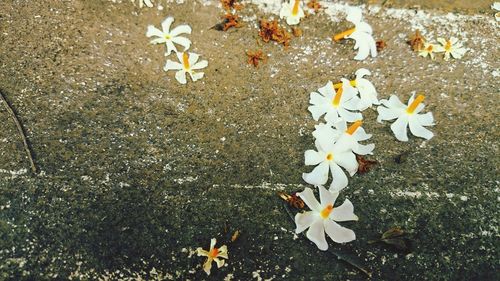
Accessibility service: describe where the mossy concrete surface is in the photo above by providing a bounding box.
[0,1,498,280]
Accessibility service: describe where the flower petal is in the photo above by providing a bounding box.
[305,149,324,166]
[146,25,164,38]
[295,211,317,234]
[170,24,192,37]
[409,118,434,140]
[297,188,321,212]
[324,220,356,243]
[218,245,228,259]
[189,72,204,82]
[329,163,348,192]
[165,40,177,55]
[214,257,225,268]
[171,36,191,51]
[191,60,208,70]
[302,161,329,187]
[196,248,209,256]
[203,258,213,275]
[161,17,175,33]
[334,151,358,175]
[164,60,183,71]
[331,199,358,222]
[210,238,217,250]
[175,70,187,84]
[377,106,401,122]
[353,143,374,155]
[415,112,434,126]
[306,219,328,250]
[319,185,338,207]
[390,115,409,141]
[337,107,362,122]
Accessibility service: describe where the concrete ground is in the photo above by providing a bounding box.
[0,0,498,280]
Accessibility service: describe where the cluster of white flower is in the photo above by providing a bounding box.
[295,67,435,250]
[146,17,208,84]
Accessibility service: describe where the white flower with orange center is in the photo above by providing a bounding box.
[435,37,467,61]
[377,93,435,142]
[131,0,153,8]
[418,42,444,60]
[314,120,375,156]
[332,68,379,110]
[279,0,305,26]
[308,79,362,123]
[146,17,192,55]
[333,7,377,60]
[302,133,358,192]
[295,186,358,251]
[196,238,229,275]
[164,52,208,84]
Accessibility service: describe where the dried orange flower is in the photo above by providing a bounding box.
[221,0,243,11]
[278,191,305,209]
[246,50,267,67]
[292,27,302,37]
[408,29,425,51]
[307,0,321,13]
[355,154,378,174]
[376,40,387,52]
[258,19,291,47]
[221,13,242,31]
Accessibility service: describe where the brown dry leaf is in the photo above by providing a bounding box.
[278,192,305,209]
[292,27,303,37]
[258,19,291,47]
[376,40,387,52]
[369,227,412,252]
[408,29,426,51]
[231,230,241,242]
[307,0,321,13]
[221,0,243,11]
[356,154,378,174]
[246,50,267,67]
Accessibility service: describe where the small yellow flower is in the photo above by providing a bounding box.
[418,42,444,60]
[196,238,228,275]
[435,37,467,61]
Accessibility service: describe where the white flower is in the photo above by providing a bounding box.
[164,52,208,84]
[418,42,444,60]
[492,2,500,21]
[435,37,467,61]
[196,238,229,275]
[146,17,192,55]
[333,68,379,110]
[132,0,153,8]
[295,186,358,251]
[333,7,377,60]
[308,79,362,123]
[313,120,374,156]
[302,136,358,192]
[279,0,305,26]
[377,94,435,141]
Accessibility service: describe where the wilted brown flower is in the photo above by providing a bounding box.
[222,13,242,31]
[408,29,426,51]
[376,40,387,52]
[307,0,321,13]
[258,19,291,47]
[356,154,378,174]
[246,50,267,67]
[221,0,243,11]
[292,27,303,37]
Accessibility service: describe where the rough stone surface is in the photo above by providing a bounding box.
[0,0,498,280]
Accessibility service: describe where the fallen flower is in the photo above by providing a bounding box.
[302,136,358,192]
[146,17,192,55]
[418,42,444,60]
[164,52,208,84]
[278,191,305,209]
[131,0,153,8]
[333,68,379,111]
[308,79,362,123]
[313,120,374,156]
[377,93,435,141]
[280,0,305,26]
[408,29,425,51]
[246,50,266,67]
[196,238,229,275]
[492,2,500,21]
[333,7,377,60]
[376,40,387,52]
[295,186,358,251]
[435,37,467,61]
[292,27,303,37]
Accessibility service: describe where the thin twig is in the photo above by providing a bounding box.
[283,202,372,278]
[0,90,37,174]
